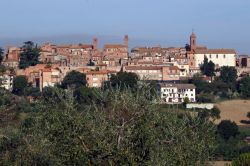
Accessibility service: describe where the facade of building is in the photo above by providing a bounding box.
[39,68,62,91]
[0,73,14,90]
[86,70,116,87]
[160,84,196,103]
[2,47,21,68]
[238,55,250,68]
[123,66,180,81]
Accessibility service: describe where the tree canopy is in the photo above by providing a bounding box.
[220,66,237,89]
[19,41,41,69]
[239,76,250,98]
[217,120,239,140]
[61,70,87,89]
[109,71,139,90]
[200,57,215,77]
[12,75,28,95]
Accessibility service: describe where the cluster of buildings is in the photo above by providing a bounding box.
[1,32,248,103]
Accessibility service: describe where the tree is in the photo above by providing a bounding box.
[0,65,6,74]
[19,41,41,69]
[183,97,189,106]
[74,86,97,105]
[210,107,221,120]
[0,47,4,64]
[61,70,87,89]
[191,73,209,94]
[220,66,237,90]
[109,72,139,90]
[240,76,250,98]
[247,112,250,120]
[200,57,215,78]
[231,153,250,166]
[12,76,28,95]
[217,120,239,140]
[23,86,41,98]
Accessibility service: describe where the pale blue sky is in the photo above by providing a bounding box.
[0,0,250,54]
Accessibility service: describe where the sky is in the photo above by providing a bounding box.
[0,0,250,54]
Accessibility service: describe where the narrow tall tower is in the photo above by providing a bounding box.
[93,37,98,49]
[190,31,197,51]
[124,35,128,47]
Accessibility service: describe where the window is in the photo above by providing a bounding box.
[216,54,218,58]
[223,54,226,58]
[209,54,211,58]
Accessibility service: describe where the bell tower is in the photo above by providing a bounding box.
[93,37,98,49]
[124,35,128,47]
[190,31,197,51]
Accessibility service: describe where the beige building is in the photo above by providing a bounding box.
[123,66,180,81]
[39,68,62,91]
[85,70,116,87]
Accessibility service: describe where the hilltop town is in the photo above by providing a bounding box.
[0,32,249,104]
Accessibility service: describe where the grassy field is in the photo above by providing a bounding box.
[215,99,250,125]
[212,161,231,166]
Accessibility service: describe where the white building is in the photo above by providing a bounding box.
[0,73,14,90]
[194,49,236,68]
[160,84,196,103]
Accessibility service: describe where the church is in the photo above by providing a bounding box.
[187,32,236,69]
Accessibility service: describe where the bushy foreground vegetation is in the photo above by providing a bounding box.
[0,85,217,165]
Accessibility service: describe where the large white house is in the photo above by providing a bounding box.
[160,84,196,103]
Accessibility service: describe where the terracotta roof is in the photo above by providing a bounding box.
[125,66,162,70]
[57,45,72,48]
[104,44,127,49]
[42,68,52,72]
[161,83,196,89]
[176,84,196,89]
[96,63,108,66]
[169,66,180,70]
[195,49,236,54]
[70,44,93,49]
[86,70,116,75]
